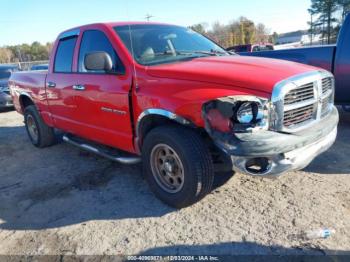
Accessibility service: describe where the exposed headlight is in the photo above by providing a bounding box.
[236,102,264,124]
[203,96,269,133]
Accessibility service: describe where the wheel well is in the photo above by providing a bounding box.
[138,114,232,172]
[19,95,34,111]
[138,115,177,145]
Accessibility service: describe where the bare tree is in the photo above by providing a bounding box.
[0,48,14,63]
[198,17,268,48]
[255,23,270,43]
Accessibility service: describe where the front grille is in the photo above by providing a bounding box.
[321,95,332,117]
[272,71,334,132]
[283,104,314,127]
[322,77,332,94]
[284,82,314,105]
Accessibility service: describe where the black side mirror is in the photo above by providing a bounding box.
[84,51,113,72]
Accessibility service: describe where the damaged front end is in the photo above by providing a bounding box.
[202,95,270,146]
[202,95,338,177]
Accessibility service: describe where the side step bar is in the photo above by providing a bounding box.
[62,135,141,165]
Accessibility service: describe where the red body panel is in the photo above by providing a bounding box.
[9,22,322,154]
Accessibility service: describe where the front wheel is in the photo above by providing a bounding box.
[142,126,214,208]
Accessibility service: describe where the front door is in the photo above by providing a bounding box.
[70,29,133,152]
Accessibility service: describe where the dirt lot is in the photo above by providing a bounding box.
[0,108,349,256]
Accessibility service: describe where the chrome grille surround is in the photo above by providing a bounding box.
[270,70,334,132]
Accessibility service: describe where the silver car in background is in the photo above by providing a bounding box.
[0,65,19,110]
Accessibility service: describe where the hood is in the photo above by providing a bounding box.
[146,56,319,94]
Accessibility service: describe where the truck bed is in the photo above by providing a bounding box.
[9,71,48,114]
[241,45,336,73]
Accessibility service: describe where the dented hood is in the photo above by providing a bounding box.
[146,56,318,94]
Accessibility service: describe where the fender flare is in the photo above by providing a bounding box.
[18,92,34,111]
[135,108,195,152]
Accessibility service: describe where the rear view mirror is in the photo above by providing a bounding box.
[159,33,177,40]
[84,51,113,72]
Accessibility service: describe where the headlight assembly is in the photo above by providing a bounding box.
[203,95,269,133]
[235,101,264,124]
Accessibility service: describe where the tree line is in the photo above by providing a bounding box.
[1,0,349,63]
[189,17,275,48]
[0,42,52,64]
[308,0,349,44]
[190,0,350,47]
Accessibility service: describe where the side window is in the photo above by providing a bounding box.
[54,36,77,73]
[252,46,260,52]
[78,30,125,74]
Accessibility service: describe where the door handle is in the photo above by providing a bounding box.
[72,84,85,91]
[47,81,56,88]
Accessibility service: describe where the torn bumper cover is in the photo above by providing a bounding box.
[209,106,339,177]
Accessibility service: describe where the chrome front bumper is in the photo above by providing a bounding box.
[231,127,337,177]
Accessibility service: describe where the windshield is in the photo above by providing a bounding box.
[114,24,228,66]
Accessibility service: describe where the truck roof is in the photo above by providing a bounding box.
[61,21,171,33]
[106,21,171,27]
[57,21,174,40]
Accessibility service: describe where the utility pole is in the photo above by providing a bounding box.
[145,14,154,22]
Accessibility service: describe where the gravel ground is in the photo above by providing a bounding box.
[0,108,349,256]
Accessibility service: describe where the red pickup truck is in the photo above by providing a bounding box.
[9,22,339,208]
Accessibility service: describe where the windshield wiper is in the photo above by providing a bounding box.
[176,49,228,57]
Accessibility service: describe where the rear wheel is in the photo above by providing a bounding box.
[24,105,55,148]
[142,125,214,208]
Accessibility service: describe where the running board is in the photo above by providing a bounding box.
[62,135,141,165]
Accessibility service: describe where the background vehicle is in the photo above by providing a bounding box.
[241,14,350,111]
[227,43,274,53]
[9,22,338,208]
[30,64,49,71]
[0,65,19,109]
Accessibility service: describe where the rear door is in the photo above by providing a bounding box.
[46,32,81,134]
[71,29,134,152]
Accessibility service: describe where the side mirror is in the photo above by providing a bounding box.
[84,51,113,72]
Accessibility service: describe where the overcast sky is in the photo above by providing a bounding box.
[0,0,311,46]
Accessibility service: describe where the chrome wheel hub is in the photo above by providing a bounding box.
[164,161,174,173]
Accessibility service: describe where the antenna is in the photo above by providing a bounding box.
[145,14,154,22]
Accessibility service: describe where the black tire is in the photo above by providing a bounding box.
[342,105,350,112]
[142,125,214,208]
[24,105,55,148]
